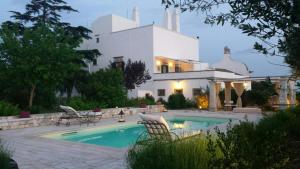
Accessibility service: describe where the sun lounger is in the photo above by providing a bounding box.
[56,105,103,126]
[137,113,178,141]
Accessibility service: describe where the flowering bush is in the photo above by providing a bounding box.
[19,111,30,118]
[93,108,101,112]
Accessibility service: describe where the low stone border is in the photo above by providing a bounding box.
[0,105,164,130]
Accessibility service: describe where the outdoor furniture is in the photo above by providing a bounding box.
[137,113,178,141]
[56,105,103,126]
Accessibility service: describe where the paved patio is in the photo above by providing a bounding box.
[0,110,262,169]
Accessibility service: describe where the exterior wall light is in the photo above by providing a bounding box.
[175,80,182,89]
[156,60,161,65]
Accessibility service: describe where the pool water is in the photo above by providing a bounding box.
[45,116,231,148]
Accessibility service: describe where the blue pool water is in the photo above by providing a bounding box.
[47,116,231,148]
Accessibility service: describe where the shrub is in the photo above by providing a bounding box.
[207,107,300,169]
[67,97,107,111]
[139,96,156,106]
[145,94,155,104]
[125,96,156,107]
[125,98,140,107]
[29,105,52,114]
[77,69,127,108]
[127,135,218,169]
[242,78,277,108]
[185,99,197,108]
[0,101,20,116]
[156,97,168,106]
[167,93,186,109]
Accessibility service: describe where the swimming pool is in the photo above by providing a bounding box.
[44,116,232,148]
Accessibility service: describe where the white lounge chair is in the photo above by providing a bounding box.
[57,105,103,126]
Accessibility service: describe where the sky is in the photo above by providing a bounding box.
[0,0,291,76]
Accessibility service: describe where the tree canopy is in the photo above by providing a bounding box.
[162,0,300,76]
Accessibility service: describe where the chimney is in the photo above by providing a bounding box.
[132,6,140,27]
[163,9,172,29]
[172,8,180,32]
[224,46,231,60]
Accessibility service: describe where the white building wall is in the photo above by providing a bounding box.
[86,25,156,98]
[153,26,199,61]
[91,15,137,35]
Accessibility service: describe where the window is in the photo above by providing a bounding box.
[174,89,183,94]
[95,34,100,43]
[157,89,165,96]
[113,56,125,70]
[193,88,202,96]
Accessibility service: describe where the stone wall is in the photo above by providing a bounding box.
[0,105,164,130]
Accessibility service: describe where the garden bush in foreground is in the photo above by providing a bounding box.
[127,136,219,169]
[0,138,12,169]
[127,106,300,169]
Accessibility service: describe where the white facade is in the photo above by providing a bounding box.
[80,8,250,100]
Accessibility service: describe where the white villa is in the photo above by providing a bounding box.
[80,7,297,111]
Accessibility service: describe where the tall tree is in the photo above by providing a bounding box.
[0,0,100,109]
[162,0,300,76]
[60,49,101,99]
[0,24,80,108]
